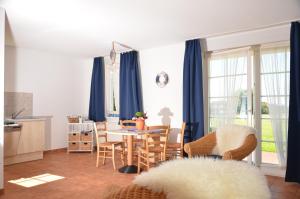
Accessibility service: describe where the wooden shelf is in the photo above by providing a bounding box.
[67,122,94,153]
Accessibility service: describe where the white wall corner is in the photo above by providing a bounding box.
[0,6,6,190]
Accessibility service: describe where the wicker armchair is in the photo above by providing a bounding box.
[103,184,166,199]
[184,132,257,160]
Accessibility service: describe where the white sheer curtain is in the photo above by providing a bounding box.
[104,55,120,115]
[209,51,248,129]
[261,47,289,167]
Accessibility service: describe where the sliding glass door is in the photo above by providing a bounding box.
[208,49,252,132]
[260,46,290,167]
[208,44,290,168]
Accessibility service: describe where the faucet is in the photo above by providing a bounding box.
[12,108,26,119]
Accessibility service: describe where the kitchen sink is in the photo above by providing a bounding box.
[4,119,16,125]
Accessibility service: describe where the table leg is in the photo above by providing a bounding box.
[118,135,138,173]
[127,135,133,165]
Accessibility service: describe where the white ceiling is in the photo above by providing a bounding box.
[1,0,300,57]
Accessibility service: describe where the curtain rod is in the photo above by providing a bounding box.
[102,41,137,57]
[103,48,135,58]
[190,18,300,40]
[113,41,137,51]
[207,40,291,54]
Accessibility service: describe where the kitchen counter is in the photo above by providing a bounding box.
[4,116,52,131]
[11,115,52,122]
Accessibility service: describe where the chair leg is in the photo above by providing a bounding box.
[146,153,150,171]
[179,149,182,158]
[121,144,125,166]
[112,145,116,170]
[102,147,106,165]
[137,151,141,174]
[96,146,100,168]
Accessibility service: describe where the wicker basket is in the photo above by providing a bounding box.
[103,185,166,199]
[67,116,79,123]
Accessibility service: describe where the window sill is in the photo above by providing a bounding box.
[107,113,119,118]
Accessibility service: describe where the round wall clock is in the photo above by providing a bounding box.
[156,71,169,88]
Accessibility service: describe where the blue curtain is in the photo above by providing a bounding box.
[119,51,143,120]
[286,21,300,183]
[183,39,204,143]
[88,57,106,122]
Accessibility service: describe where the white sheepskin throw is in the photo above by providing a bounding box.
[212,125,257,156]
[133,158,270,199]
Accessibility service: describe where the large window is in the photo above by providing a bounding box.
[208,44,290,167]
[104,55,120,116]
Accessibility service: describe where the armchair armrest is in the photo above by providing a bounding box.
[184,133,216,158]
[223,134,257,160]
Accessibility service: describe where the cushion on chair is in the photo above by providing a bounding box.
[212,125,256,156]
[133,158,270,199]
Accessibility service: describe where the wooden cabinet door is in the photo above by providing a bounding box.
[4,129,21,157]
[17,121,45,154]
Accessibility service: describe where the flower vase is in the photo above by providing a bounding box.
[136,119,145,130]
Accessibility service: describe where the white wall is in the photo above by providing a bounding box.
[0,7,5,190]
[5,46,93,149]
[139,42,185,130]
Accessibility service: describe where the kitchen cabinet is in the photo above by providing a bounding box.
[4,128,21,157]
[4,119,45,165]
[17,121,45,154]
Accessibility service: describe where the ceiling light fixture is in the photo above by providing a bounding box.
[110,42,116,65]
[109,41,135,65]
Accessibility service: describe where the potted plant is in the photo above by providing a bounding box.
[134,112,148,130]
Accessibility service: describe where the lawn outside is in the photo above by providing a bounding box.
[210,114,277,153]
[235,115,277,153]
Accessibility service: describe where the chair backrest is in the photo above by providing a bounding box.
[180,122,186,149]
[94,121,107,146]
[144,125,170,156]
[120,120,137,129]
[120,120,137,141]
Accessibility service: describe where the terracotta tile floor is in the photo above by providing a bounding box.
[1,150,135,199]
[0,150,299,199]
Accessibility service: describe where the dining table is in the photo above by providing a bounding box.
[106,128,162,174]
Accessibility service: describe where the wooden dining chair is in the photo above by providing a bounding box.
[137,125,170,173]
[94,122,125,170]
[166,122,186,159]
